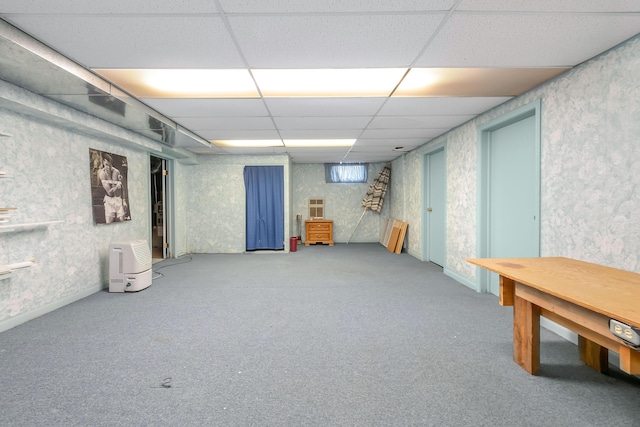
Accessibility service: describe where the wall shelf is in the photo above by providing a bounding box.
[0,259,35,279]
[0,264,11,280]
[0,220,63,233]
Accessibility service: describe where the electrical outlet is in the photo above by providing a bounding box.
[609,319,640,347]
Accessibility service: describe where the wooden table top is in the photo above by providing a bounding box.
[467,257,640,327]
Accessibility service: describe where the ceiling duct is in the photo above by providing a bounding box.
[0,18,214,152]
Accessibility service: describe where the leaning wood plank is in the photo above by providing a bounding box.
[383,219,396,246]
[381,218,393,246]
[394,222,408,254]
[379,218,387,245]
[387,226,401,252]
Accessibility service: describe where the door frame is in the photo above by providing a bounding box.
[421,142,446,263]
[244,165,285,251]
[476,99,541,293]
[149,154,175,259]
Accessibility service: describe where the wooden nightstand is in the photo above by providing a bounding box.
[305,219,334,246]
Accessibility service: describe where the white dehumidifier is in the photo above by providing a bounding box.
[109,239,152,292]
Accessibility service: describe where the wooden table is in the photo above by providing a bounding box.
[467,257,640,375]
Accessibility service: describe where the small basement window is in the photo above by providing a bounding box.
[324,163,368,183]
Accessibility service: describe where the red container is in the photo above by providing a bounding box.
[290,236,297,252]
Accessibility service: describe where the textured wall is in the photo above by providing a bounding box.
[539,37,640,271]
[0,105,151,326]
[172,161,189,257]
[394,35,640,285]
[389,153,423,258]
[292,162,389,243]
[184,155,291,253]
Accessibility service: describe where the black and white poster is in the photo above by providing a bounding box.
[90,148,131,224]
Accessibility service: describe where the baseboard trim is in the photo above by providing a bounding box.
[407,248,422,260]
[0,284,104,333]
[444,268,478,292]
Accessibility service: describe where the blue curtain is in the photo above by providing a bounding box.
[244,166,284,250]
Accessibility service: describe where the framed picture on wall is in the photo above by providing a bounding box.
[89,148,132,224]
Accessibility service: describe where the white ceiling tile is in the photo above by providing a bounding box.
[219,0,455,13]
[417,13,640,66]
[177,117,275,131]
[285,148,351,154]
[0,2,636,164]
[354,138,424,148]
[265,98,387,116]
[369,115,477,129]
[287,148,351,163]
[279,130,362,139]
[217,146,288,155]
[361,128,448,139]
[6,15,245,68]
[351,146,410,153]
[380,97,511,115]
[141,99,269,117]
[344,152,403,162]
[457,0,640,13]
[228,14,445,68]
[0,0,218,13]
[290,154,348,163]
[198,129,281,140]
[274,116,372,130]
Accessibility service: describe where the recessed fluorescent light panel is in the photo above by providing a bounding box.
[92,69,260,98]
[212,139,356,148]
[394,68,570,97]
[212,140,284,148]
[252,69,407,97]
[93,67,569,99]
[284,139,356,148]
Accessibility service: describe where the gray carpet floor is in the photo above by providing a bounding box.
[1,243,639,426]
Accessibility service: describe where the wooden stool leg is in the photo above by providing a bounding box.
[514,296,540,375]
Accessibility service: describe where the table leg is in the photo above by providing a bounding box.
[500,276,515,306]
[619,345,640,374]
[578,336,609,373]
[513,295,540,375]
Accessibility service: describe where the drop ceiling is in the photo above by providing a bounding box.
[0,1,638,163]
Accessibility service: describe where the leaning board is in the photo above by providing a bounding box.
[381,218,408,254]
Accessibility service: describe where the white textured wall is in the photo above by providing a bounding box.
[0,103,152,328]
[394,35,640,285]
[184,155,291,253]
[540,38,640,271]
[292,162,389,243]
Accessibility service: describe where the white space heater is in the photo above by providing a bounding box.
[109,240,152,292]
